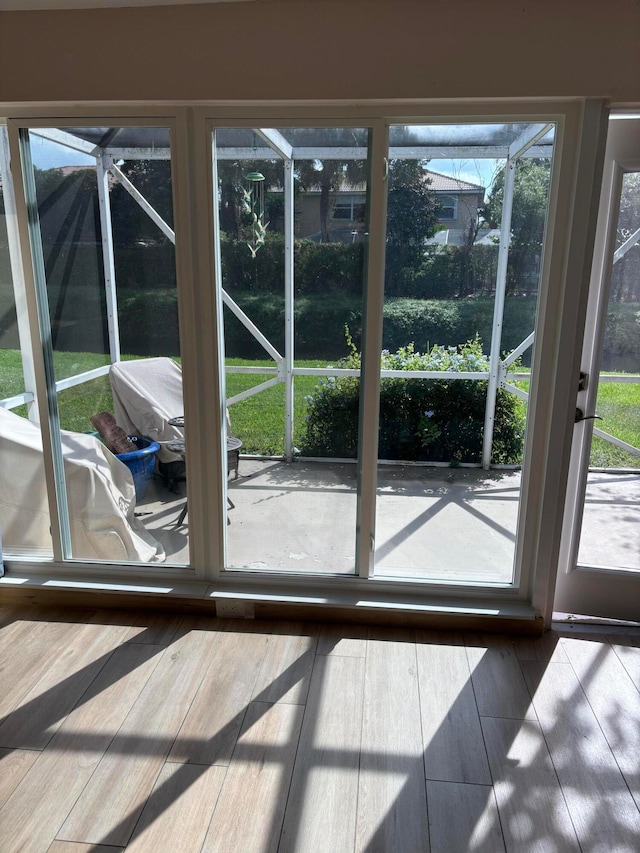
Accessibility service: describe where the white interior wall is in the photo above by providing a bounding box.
[0,0,639,106]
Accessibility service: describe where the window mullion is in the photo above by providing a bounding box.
[356,121,388,579]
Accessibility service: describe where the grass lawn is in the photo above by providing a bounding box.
[590,380,640,467]
[0,350,323,455]
[512,372,640,468]
[1,350,639,467]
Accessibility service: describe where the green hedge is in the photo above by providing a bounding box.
[385,244,499,298]
[3,283,637,370]
[220,234,365,296]
[299,338,526,464]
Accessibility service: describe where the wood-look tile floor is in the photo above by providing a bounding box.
[1,606,639,852]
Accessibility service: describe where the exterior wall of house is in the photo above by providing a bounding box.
[293,188,484,242]
[0,1,638,105]
[296,193,366,241]
[436,192,483,232]
[295,195,323,239]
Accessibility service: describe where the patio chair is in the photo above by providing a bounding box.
[109,356,242,484]
[0,407,165,563]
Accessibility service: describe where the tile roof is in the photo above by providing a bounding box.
[425,170,484,192]
[320,170,484,194]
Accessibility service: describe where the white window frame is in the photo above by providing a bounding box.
[332,193,366,221]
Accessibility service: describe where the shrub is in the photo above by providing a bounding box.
[602,303,640,366]
[116,288,181,357]
[220,234,365,296]
[299,335,525,464]
[294,241,365,295]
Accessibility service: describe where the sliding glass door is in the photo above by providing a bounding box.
[373,122,556,585]
[1,101,608,620]
[211,125,371,575]
[1,122,188,566]
[556,116,640,620]
[204,107,598,604]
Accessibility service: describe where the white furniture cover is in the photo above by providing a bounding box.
[110,357,184,464]
[0,407,165,563]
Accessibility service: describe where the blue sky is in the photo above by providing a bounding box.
[29,135,94,169]
[428,158,502,195]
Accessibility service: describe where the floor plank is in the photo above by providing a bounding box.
[607,633,640,691]
[511,631,569,663]
[201,701,304,853]
[2,607,640,853]
[465,635,536,720]
[279,654,365,853]
[416,631,491,784]
[0,643,162,853]
[89,609,184,646]
[316,623,368,657]
[57,628,218,847]
[168,629,269,766]
[481,716,580,852]
[0,617,86,719]
[356,636,429,852]
[126,763,226,853]
[0,747,39,809]
[47,843,123,852]
[251,630,317,705]
[521,659,640,851]
[561,635,640,810]
[427,780,505,853]
[0,620,133,750]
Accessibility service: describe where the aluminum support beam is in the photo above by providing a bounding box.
[0,126,39,421]
[221,289,283,363]
[24,131,554,166]
[110,163,176,243]
[226,365,278,375]
[613,224,640,263]
[214,145,554,162]
[503,373,640,454]
[381,370,489,381]
[256,129,293,160]
[227,376,281,407]
[592,426,640,456]
[97,154,121,362]
[53,364,110,392]
[102,148,171,161]
[503,382,530,403]
[0,392,34,409]
[597,374,640,383]
[508,123,555,161]
[283,159,295,461]
[29,127,99,157]
[482,156,517,469]
[503,331,535,368]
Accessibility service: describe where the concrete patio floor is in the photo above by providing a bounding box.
[139,459,640,581]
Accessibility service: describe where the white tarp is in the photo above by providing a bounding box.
[0,407,165,563]
[110,357,184,464]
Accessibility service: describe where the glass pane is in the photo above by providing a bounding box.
[20,126,188,565]
[215,126,369,575]
[578,171,640,570]
[374,124,554,584]
[0,129,53,558]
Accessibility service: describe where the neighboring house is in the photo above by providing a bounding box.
[284,184,362,242]
[425,171,486,246]
[289,169,485,243]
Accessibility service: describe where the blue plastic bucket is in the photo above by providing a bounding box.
[116,435,160,501]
